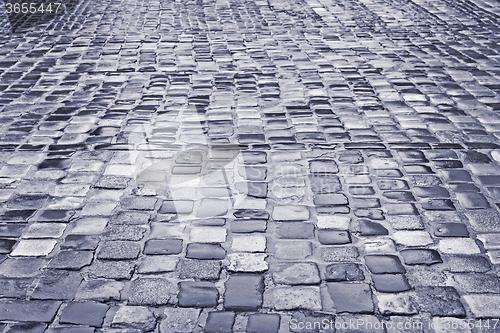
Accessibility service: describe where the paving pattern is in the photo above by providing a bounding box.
[1,0,500,331]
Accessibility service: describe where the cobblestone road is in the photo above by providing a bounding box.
[1,0,500,331]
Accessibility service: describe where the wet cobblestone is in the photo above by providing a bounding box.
[1,0,500,330]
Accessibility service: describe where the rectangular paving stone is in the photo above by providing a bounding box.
[224,274,264,311]
[272,206,310,221]
[0,300,62,322]
[321,246,359,262]
[190,227,227,243]
[466,210,500,232]
[327,283,374,313]
[59,302,109,327]
[97,241,141,259]
[456,192,490,209]
[178,259,221,280]
[144,239,183,255]
[31,271,83,300]
[0,278,31,298]
[464,295,500,318]
[178,281,218,307]
[264,286,322,311]
[415,286,466,317]
[274,241,312,259]
[10,239,57,257]
[451,273,500,293]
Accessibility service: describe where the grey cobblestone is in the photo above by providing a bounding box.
[1,0,500,328]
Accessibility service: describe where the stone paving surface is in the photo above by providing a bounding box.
[1,0,500,331]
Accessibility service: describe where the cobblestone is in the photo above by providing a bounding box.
[2,0,500,328]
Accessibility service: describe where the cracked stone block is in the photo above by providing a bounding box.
[190,227,227,243]
[205,311,235,333]
[376,293,417,315]
[138,256,179,274]
[144,239,183,255]
[415,286,466,317]
[224,274,264,311]
[31,271,83,300]
[272,206,310,221]
[327,283,374,313]
[0,300,62,321]
[111,305,156,331]
[228,253,268,272]
[75,279,124,301]
[59,302,109,327]
[97,241,141,259]
[160,308,200,333]
[177,259,221,280]
[178,281,218,307]
[231,234,266,252]
[265,286,322,311]
[272,262,320,285]
[10,239,57,257]
[127,278,175,305]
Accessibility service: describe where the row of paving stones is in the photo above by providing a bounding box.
[1,0,500,331]
[0,146,499,331]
